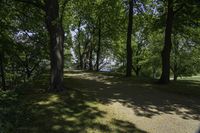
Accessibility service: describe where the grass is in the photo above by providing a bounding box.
[157,75,200,97]
[0,71,200,133]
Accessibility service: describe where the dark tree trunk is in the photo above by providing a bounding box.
[173,34,178,81]
[96,18,101,71]
[79,55,83,69]
[173,54,178,81]
[159,0,174,84]
[45,0,64,91]
[152,66,156,79]
[132,65,141,77]
[134,48,141,77]
[82,38,89,70]
[89,43,93,70]
[173,59,178,81]
[126,0,133,77]
[84,44,90,70]
[0,50,6,91]
[174,73,177,81]
[26,68,31,79]
[77,19,83,69]
[135,67,140,77]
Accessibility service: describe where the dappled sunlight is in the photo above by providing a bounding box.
[1,71,200,133]
[63,71,200,133]
[64,71,200,120]
[37,94,60,105]
[65,71,118,85]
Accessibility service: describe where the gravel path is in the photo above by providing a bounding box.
[66,72,200,133]
[105,102,200,133]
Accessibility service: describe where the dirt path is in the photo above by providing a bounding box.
[65,71,200,133]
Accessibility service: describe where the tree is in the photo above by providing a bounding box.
[45,0,65,91]
[0,47,6,91]
[159,0,174,84]
[15,0,68,91]
[159,0,200,83]
[126,0,134,77]
[96,17,101,71]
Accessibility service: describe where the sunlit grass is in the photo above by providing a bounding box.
[180,75,200,81]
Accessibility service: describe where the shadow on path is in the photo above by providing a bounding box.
[0,72,147,133]
[64,71,200,120]
[1,71,199,133]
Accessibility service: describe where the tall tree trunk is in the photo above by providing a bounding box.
[82,37,89,70]
[173,51,178,81]
[159,0,174,84]
[126,0,133,77]
[173,34,178,81]
[96,18,101,72]
[77,19,83,69]
[0,49,6,91]
[89,43,93,70]
[45,0,64,91]
[134,47,141,77]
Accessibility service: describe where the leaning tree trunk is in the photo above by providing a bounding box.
[126,0,133,77]
[159,0,174,84]
[45,0,64,91]
[0,49,6,91]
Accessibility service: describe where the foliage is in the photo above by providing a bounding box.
[0,0,200,89]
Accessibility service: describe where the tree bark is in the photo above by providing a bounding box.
[0,49,6,91]
[159,0,174,84]
[134,47,141,77]
[173,73,177,81]
[45,0,64,91]
[126,0,133,77]
[89,43,93,71]
[77,19,83,69]
[135,67,141,77]
[96,18,101,71]
[173,34,178,81]
[152,65,156,79]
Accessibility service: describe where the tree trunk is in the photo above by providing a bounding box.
[0,49,6,91]
[45,0,64,91]
[174,73,178,81]
[135,67,140,77]
[96,18,101,71]
[152,65,156,79]
[26,68,31,79]
[135,49,141,77]
[173,34,178,81]
[77,19,83,69]
[126,0,133,77]
[159,0,174,84]
[173,53,178,81]
[89,43,93,70]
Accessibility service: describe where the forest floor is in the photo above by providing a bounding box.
[1,71,200,133]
